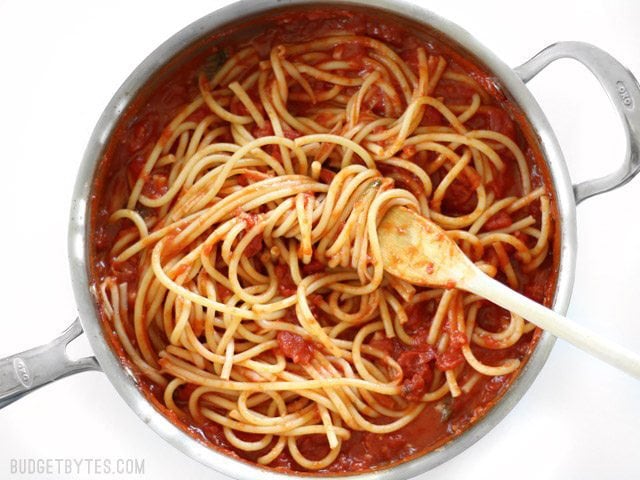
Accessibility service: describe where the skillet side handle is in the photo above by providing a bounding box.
[0,318,100,409]
[515,41,640,204]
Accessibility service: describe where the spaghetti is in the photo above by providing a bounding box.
[93,13,556,473]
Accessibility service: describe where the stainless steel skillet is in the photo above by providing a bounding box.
[1,1,639,479]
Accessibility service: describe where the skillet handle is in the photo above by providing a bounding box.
[0,318,100,409]
[515,41,640,204]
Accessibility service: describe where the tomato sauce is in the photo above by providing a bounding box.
[90,7,559,475]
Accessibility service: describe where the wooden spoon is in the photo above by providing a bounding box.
[378,206,640,379]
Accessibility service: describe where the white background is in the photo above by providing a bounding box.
[0,1,639,479]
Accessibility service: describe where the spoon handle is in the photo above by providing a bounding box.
[464,272,640,380]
